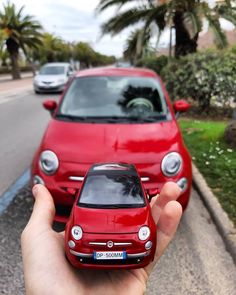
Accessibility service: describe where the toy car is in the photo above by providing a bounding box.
[65,163,157,269]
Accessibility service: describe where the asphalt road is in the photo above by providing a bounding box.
[0,81,236,294]
[0,79,59,197]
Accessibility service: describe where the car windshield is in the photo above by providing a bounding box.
[78,173,146,209]
[39,66,65,75]
[57,76,169,123]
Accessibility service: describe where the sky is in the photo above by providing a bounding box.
[11,0,235,57]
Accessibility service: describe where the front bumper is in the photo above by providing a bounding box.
[34,83,65,93]
[65,232,156,269]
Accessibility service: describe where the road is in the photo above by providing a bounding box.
[0,78,59,197]
[0,81,236,294]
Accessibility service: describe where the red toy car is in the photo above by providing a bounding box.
[65,163,157,269]
[31,67,192,222]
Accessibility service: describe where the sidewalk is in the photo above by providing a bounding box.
[0,72,33,83]
[0,75,33,93]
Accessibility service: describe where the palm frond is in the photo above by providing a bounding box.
[206,14,228,49]
[96,0,138,13]
[218,5,236,27]
[183,10,202,39]
[101,7,152,35]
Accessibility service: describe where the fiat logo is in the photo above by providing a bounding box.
[107,241,113,248]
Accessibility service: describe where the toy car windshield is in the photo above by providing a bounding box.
[77,169,146,209]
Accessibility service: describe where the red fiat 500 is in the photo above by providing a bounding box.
[65,163,157,269]
[31,67,192,222]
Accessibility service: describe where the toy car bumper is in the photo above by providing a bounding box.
[65,232,156,269]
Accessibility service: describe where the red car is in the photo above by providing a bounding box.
[31,67,192,223]
[65,163,157,269]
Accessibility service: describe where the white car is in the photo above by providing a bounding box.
[33,63,74,94]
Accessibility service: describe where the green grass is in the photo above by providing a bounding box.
[179,119,236,226]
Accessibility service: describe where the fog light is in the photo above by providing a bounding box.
[33,175,45,186]
[176,177,188,193]
[145,241,153,250]
[68,240,75,249]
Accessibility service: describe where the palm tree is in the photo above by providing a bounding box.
[123,28,153,64]
[96,0,236,57]
[33,33,69,64]
[0,2,42,79]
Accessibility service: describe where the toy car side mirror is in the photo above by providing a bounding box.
[173,99,191,119]
[43,100,57,116]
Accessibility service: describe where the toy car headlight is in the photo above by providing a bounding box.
[161,152,182,177]
[39,150,59,175]
[138,226,150,241]
[71,226,83,240]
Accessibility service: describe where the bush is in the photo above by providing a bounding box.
[161,50,236,111]
[136,55,168,74]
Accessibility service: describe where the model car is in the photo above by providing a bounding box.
[65,163,157,269]
[31,67,192,223]
[33,62,74,94]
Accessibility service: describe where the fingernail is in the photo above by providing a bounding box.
[32,185,39,197]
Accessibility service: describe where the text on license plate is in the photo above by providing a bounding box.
[94,251,126,260]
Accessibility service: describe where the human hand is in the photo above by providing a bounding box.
[21,183,182,295]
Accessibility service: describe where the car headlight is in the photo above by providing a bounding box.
[161,152,182,177]
[39,150,59,175]
[138,226,150,241]
[71,226,83,240]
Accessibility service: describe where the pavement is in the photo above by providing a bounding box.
[193,164,236,264]
[0,72,33,82]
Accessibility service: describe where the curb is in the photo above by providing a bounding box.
[192,163,236,264]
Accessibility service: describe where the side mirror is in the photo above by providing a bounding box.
[67,71,74,77]
[173,99,191,118]
[43,100,57,115]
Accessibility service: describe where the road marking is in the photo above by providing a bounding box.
[0,168,30,214]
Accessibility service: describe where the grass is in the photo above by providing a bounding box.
[179,118,236,226]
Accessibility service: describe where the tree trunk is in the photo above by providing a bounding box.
[6,38,21,80]
[10,51,21,80]
[173,11,198,58]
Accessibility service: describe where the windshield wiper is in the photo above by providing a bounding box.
[126,115,167,123]
[55,114,88,121]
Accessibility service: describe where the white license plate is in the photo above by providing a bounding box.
[94,251,126,260]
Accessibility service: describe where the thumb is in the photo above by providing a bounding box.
[27,184,55,230]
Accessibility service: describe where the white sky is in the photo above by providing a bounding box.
[10,0,235,57]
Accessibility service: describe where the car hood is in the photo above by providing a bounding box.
[35,74,66,82]
[42,119,181,165]
[73,205,150,234]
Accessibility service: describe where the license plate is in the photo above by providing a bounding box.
[94,251,126,260]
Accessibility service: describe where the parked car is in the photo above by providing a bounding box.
[31,67,192,222]
[65,163,157,269]
[33,62,74,94]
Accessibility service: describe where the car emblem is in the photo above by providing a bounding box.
[107,241,113,248]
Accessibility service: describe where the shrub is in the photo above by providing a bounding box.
[161,50,236,112]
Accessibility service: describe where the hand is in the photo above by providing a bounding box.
[21,183,182,295]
